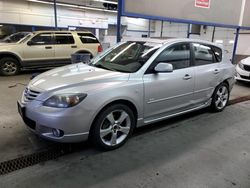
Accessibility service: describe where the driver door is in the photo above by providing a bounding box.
[143,42,195,122]
[23,32,55,63]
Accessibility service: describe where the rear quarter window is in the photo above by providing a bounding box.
[77,33,99,44]
[212,46,222,62]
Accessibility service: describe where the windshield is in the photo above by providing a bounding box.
[1,32,31,43]
[91,41,160,73]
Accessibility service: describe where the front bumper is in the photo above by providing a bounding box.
[17,100,92,143]
[235,65,250,82]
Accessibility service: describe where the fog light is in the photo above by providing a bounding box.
[52,128,63,137]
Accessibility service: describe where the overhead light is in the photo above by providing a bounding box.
[229,40,235,44]
[0,25,3,27]
[27,0,117,13]
[93,0,118,5]
[215,40,223,44]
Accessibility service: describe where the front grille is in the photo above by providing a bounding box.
[23,88,41,102]
[243,65,250,72]
[240,75,250,80]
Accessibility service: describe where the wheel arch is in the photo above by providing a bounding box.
[0,52,22,66]
[89,99,139,133]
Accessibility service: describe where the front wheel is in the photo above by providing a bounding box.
[211,83,229,112]
[0,57,20,76]
[90,104,136,150]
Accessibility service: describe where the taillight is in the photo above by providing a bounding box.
[98,44,103,53]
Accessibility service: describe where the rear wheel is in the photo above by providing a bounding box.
[90,104,136,150]
[211,83,229,112]
[0,57,20,76]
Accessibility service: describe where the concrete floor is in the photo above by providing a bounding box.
[1,101,250,187]
[0,72,250,187]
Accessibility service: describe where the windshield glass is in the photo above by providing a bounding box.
[91,41,160,73]
[1,32,31,43]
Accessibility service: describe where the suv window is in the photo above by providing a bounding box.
[55,33,74,44]
[30,33,53,45]
[77,33,99,44]
[154,43,190,70]
[193,43,217,66]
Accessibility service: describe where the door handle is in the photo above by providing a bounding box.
[214,69,220,74]
[45,46,52,49]
[71,45,77,48]
[183,74,192,80]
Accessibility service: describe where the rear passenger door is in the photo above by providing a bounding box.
[53,32,75,62]
[192,43,222,105]
[77,33,100,56]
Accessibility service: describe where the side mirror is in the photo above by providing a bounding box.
[154,63,173,73]
[27,40,34,46]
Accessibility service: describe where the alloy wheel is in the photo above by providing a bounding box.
[215,86,229,110]
[100,110,131,146]
[2,61,17,74]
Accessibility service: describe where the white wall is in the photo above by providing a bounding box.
[237,33,250,55]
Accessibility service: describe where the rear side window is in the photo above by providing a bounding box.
[193,43,216,66]
[154,43,190,70]
[30,33,53,45]
[55,33,74,44]
[212,46,222,62]
[77,33,99,44]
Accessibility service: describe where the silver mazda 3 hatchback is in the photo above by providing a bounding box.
[18,39,235,150]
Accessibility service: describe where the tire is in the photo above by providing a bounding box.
[210,83,229,112]
[0,57,20,76]
[90,104,136,151]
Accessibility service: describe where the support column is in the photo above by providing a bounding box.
[95,28,100,40]
[160,20,163,38]
[53,0,58,30]
[211,26,216,42]
[232,28,240,64]
[116,0,122,43]
[148,19,151,38]
[187,24,190,38]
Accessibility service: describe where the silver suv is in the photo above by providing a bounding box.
[0,31,102,76]
[18,39,235,150]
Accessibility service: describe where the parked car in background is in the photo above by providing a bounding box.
[0,32,31,44]
[18,39,235,150]
[235,56,250,82]
[0,31,102,76]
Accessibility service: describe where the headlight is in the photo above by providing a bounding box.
[238,62,244,70]
[43,93,87,108]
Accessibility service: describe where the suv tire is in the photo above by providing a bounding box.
[0,57,21,76]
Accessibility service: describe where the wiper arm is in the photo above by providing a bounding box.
[94,64,116,71]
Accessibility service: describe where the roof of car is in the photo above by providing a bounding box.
[32,30,92,34]
[124,38,223,49]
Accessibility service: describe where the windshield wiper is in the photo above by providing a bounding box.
[94,64,116,72]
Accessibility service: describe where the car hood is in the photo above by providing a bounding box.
[242,57,250,66]
[0,43,19,49]
[29,63,130,92]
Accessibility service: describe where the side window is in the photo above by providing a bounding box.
[193,43,216,66]
[154,43,190,70]
[77,33,99,44]
[212,46,222,62]
[30,33,53,45]
[55,33,74,44]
